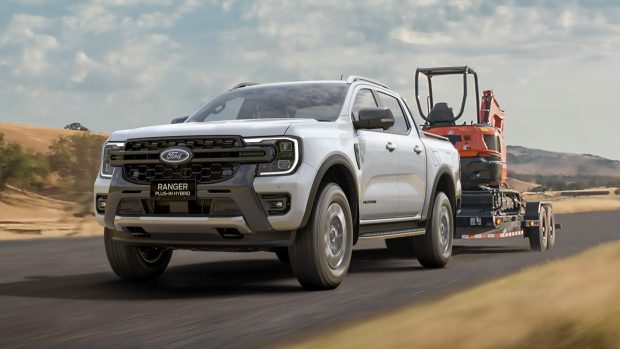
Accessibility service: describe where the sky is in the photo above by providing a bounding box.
[0,0,619,160]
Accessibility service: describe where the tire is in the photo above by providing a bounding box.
[385,237,416,257]
[527,207,548,251]
[289,183,353,290]
[104,228,172,281]
[546,207,556,250]
[273,247,290,263]
[413,191,453,268]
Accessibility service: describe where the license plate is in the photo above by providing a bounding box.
[150,180,196,201]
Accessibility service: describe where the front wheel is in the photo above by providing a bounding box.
[413,191,453,268]
[289,183,353,290]
[104,228,172,281]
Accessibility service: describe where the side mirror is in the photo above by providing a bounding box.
[354,107,394,130]
[171,116,189,124]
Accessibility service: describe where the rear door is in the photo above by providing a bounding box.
[376,91,427,217]
[352,88,399,220]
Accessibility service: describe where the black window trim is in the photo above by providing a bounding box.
[349,86,379,122]
[400,97,422,138]
[375,90,411,136]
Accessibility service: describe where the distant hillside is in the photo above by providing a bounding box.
[0,122,105,154]
[508,145,620,178]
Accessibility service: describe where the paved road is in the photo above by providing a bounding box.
[0,211,619,348]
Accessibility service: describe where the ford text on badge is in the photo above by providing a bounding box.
[160,147,192,164]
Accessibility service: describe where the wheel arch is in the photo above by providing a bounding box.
[301,155,359,241]
[423,166,458,222]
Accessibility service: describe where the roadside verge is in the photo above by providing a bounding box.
[279,240,620,349]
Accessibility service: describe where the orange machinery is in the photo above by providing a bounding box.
[414,66,507,190]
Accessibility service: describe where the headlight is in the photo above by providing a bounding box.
[244,137,300,176]
[100,142,125,178]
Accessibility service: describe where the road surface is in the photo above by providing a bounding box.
[0,211,619,348]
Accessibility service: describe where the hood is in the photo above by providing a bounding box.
[108,119,317,141]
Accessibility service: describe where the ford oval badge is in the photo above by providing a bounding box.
[160,147,192,164]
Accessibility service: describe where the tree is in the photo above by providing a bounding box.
[48,133,107,193]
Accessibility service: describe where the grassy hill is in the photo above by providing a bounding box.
[508,145,620,178]
[0,122,106,154]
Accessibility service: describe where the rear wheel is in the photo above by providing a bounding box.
[289,183,353,290]
[385,237,416,257]
[413,191,453,268]
[527,207,548,251]
[104,228,172,281]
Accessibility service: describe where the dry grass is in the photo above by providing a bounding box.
[0,186,100,240]
[0,122,81,153]
[0,122,108,153]
[549,197,620,214]
[279,241,620,349]
[525,189,620,214]
[507,177,539,192]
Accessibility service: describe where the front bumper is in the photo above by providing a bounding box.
[94,162,317,249]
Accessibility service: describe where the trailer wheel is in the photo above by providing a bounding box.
[385,237,416,257]
[413,191,453,268]
[527,207,548,251]
[546,208,556,250]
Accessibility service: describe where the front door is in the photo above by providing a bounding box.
[376,91,427,217]
[353,88,399,220]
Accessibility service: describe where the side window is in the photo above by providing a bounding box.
[205,97,243,122]
[401,98,421,132]
[378,92,409,134]
[351,89,378,120]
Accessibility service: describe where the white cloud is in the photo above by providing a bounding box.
[136,11,175,28]
[0,14,59,76]
[61,3,119,33]
[1,0,620,160]
[390,27,454,45]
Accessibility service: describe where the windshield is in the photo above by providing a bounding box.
[187,83,347,122]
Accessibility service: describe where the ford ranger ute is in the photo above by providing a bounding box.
[94,76,461,290]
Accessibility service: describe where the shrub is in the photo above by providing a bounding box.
[0,133,49,193]
[48,133,107,193]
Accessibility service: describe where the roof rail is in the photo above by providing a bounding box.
[346,75,389,89]
[229,82,260,91]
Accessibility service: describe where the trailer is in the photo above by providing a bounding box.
[414,66,560,251]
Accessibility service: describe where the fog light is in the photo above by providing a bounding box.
[96,195,108,214]
[260,194,290,215]
[495,217,502,226]
[277,160,291,170]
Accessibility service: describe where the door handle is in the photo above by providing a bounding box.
[414,145,423,154]
[386,142,397,152]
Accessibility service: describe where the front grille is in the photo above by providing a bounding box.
[110,137,274,185]
[123,163,239,184]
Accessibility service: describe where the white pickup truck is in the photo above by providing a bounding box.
[94,76,461,290]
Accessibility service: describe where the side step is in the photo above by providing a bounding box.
[359,227,426,240]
